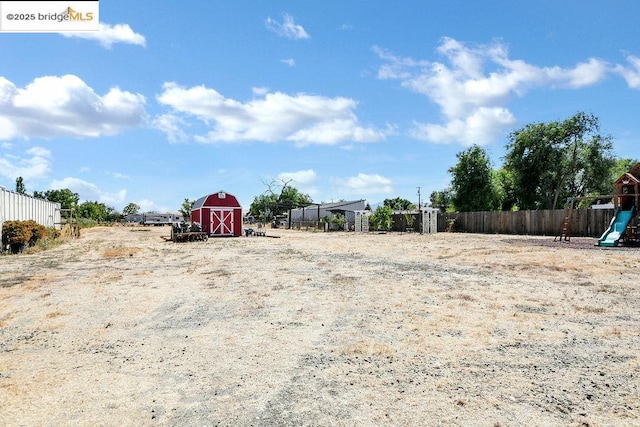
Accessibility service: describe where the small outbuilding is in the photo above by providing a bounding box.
[190,191,243,237]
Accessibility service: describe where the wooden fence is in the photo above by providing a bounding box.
[438,208,616,237]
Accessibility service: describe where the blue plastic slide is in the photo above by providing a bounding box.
[598,207,636,247]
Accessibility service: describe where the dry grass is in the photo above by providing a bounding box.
[0,226,639,426]
[101,246,142,258]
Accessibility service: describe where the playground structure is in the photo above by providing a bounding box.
[598,163,640,246]
[556,163,640,246]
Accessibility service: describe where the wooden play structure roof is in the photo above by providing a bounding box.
[614,172,640,187]
[612,162,640,189]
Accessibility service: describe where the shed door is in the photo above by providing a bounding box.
[211,209,234,236]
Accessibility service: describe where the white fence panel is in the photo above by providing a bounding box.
[354,211,370,232]
[422,208,438,234]
[0,187,61,234]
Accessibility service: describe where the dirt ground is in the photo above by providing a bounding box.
[1,225,639,426]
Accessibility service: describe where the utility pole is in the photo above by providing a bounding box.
[417,187,423,234]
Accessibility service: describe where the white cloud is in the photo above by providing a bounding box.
[252,87,269,96]
[107,172,130,180]
[335,173,394,197]
[411,107,515,146]
[137,199,158,213]
[265,14,309,40]
[277,169,317,189]
[62,22,146,49]
[277,169,317,185]
[136,199,172,214]
[156,83,388,146]
[276,169,318,199]
[0,74,147,140]
[50,177,126,206]
[557,58,609,88]
[615,55,640,89]
[375,37,610,145]
[0,146,51,181]
[281,58,296,67]
[153,113,188,143]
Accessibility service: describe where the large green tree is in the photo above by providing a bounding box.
[249,180,313,223]
[249,193,278,223]
[33,188,80,212]
[608,158,639,191]
[383,197,416,211]
[449,145,501,212]
[123,202,141,216]
[494,168,518,211]
[504,112,615,210]
[429,189,453,213]
[76,201,119,222]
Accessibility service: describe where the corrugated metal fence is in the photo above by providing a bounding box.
[0,187,61,234]
[438,208,616,237]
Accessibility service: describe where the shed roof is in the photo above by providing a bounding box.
[192,191,240,209]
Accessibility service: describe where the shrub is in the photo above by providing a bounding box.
[369,205,392,231]
[24,220,47,246]
[2,220,32,246]
[2,220,54,254]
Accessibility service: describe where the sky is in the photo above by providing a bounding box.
[1,0,640,213]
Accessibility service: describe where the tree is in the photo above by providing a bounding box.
[429,189,453,213]
[15,177,26,194]
[249,179,313,224]
[504,112,615,210]
[178,199,194,220]
[249,193,278,224]
[278,184,313,213]
[383,197,416,211]
[608,158,639,193]
[33,189,80,218]
[369,205,392,231]
[494,168,518,211]
[123,202,141,216]
[76,201,119,222]
[449,145,501,212]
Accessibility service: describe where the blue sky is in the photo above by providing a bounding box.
[1,0,640,212]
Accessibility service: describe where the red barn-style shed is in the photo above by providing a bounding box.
[190,191,243,237]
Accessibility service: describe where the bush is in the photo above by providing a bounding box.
[2,220,52,254]
[2,220,32,245]
[369,205,392,231]
[24,220,47,246]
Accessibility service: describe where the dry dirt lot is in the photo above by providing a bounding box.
[1,226,639,426]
